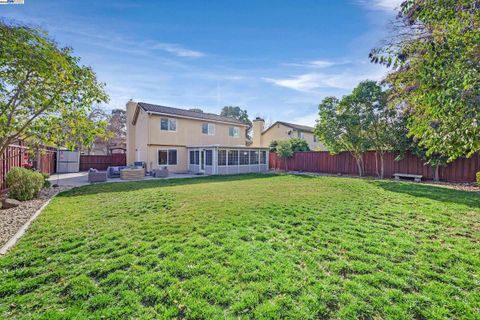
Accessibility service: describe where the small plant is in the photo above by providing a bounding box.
[289,138,310,152]
[6,167,44,201]
[476,171,480,186]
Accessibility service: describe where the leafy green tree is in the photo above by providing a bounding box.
[370,0,480,163]
[289,138,310,152]
[0,21,109,155]
[276,140,293,171]
[220,106,252,138]
[356,81,404,179]
[315,93,371,176]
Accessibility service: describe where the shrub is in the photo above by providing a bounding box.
[476,171,480,186]
[289,138,310,152]
[269,140,278,152]
[6,167,44,201]
[41,172,51,188]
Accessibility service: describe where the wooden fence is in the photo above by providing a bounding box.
[79,153,126,171]
[1,145,57,193]
[269,151,480,183]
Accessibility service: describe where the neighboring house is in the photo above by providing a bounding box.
[251,118,326,150]
[126,101,269,174]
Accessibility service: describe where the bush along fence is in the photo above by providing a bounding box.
[1,144,56,193]
[79,153,126,171]
[269,151,480,183]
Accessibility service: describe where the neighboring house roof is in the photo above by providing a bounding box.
[135,102,247,126]
[262,121,314,135]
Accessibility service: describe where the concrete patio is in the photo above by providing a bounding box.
[48,172,201,187]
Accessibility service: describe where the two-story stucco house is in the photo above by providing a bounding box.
[126,101,269,174]
[251,118,326,150]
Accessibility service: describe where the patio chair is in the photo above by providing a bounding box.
[153,167,169,178]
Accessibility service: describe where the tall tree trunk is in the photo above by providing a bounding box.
[375,151,380,178]
[355,156,364,177]
[284,157,288,172]
[380,152,385,179]
[433,165,440,182]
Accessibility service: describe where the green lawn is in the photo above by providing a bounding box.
[0,174,479,319]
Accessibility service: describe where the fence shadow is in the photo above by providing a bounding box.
[370,180,480,209]
[56,173,281,198]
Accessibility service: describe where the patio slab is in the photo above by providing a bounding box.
[48,171,201,187]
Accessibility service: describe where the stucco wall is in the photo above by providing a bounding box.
[147,114,246,147]
[255,122,325,151]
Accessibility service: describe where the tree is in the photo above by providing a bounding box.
[289,138,310,152]
[355,81,404,179]
[269,140,278,152]
[0,21,109,155]
[370,0,480,163]
[314,94,371,176]
[276,140,293,171]
[188,108,203,113]
[220,106,253,139]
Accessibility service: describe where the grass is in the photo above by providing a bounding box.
[0,173,479,319]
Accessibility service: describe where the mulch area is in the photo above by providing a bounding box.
[0,186,72,248]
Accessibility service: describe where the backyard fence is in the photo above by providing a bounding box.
[79,153,126,171]
[269,151,480,183]
[1,144,57,193]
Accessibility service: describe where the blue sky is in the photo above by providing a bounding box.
[1,0,400,126]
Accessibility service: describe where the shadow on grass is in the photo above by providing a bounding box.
[370,180,480,209]
[56,173,281,197]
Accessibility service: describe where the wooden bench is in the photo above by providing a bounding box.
[393,173,422,182]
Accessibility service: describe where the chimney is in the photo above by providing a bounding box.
[126,100,138,165]
[252,117,265,147]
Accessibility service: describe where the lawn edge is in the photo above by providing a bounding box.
[0,188,71,256]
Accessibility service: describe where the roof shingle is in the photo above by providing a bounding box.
[137,102,246,125]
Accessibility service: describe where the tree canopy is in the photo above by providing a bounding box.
[220,106,252,138]
[0,21,109,154]
[370,0,480,162]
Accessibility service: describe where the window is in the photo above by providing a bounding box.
[250,150,259,164]
[229,126,240,137]
[240,150,249,165]
[228,150,239,165]
[313,135,318,142]
[160,118,176,131]
[189,151,195,165]
[205,150,213,166]
[158,149,177,165]
[218,150,227,166]
[202,123,215,135]
[260,151,267,164]
[298,131,304,139]
[195,150,199,165]
[168,150,177,165]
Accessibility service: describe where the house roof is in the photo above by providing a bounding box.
[262,121,314,135]
[136,102,246,126]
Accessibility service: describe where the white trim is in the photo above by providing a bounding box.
[157,148,178,166]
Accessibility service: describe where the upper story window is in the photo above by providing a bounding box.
[298,131,304,139]
[313,135,318,143]
[202,123,215,135]
[229,126,240,137]
[160,118,176,131]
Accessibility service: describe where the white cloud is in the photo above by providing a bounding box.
[152,43,205,58]
[309,60,336,68]
[357,0,402,11]
[263,67,387,92]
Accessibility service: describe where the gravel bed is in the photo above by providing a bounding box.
[0,186,73,247]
